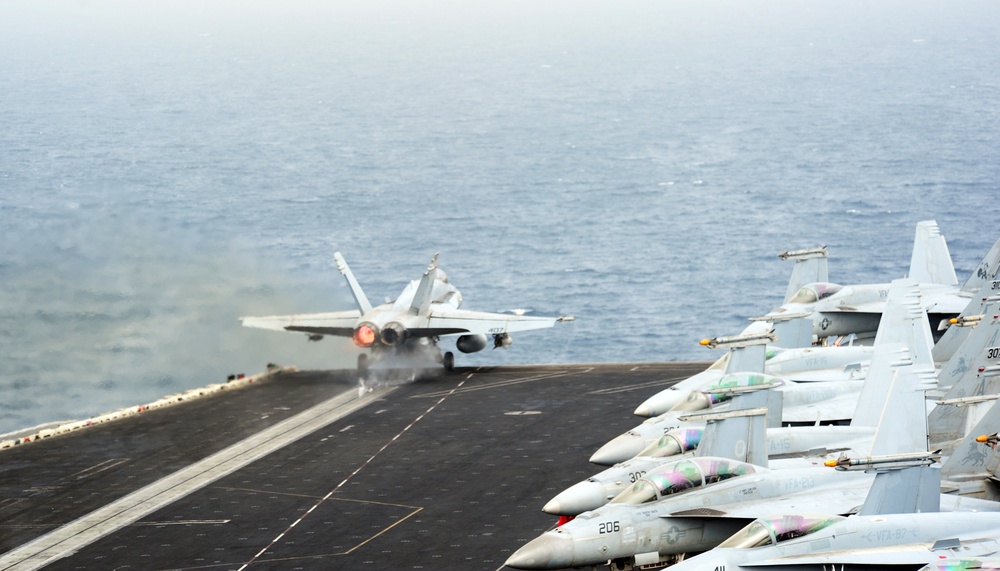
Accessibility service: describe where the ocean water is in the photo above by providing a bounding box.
[1,0,998,434]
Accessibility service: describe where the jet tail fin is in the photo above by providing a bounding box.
[690,383,775,468]
[929,306,1000,447]
[908,220,958,286]
[960,234,1000,294]
[848,352,941,516]
[334,252,373,314]
[858,464,941,516]
[779,246,829,304]
[940,397,1000,483]
[933,277,999,363]
[863,350,937,458]
[725,344,767,375]
[409,253,440,315]
[852,279,934,427]
[771,316,813,349]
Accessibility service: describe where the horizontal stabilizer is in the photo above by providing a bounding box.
[240,311,361,337]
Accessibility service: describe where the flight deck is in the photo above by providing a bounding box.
[0,362,706,570]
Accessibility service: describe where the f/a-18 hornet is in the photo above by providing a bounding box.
[241,252,572,371]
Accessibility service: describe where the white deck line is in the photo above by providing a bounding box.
[0,386,392,571]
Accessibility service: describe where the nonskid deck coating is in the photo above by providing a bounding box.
[0,362,706,570]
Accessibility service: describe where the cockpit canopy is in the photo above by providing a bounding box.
[919,560,1000,571]
[788,282,844,304]
[718,514,846,549]
[609,458,757,505]
[708,372,782,392]
[638,427,704,458]
[698,372,783,406]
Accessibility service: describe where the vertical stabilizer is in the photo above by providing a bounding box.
[409,253,440,315]
[779,246,829,303]
[852,279,933,428]
[933,279,998,363]
[692,383,773,468]
[771,316,813,349]
[858,465,941,516]
[961,235,1000,294]
[909,220,958,286]
[765,388,783,429]
[870,278,934,367]
[850,343,909,428]
[725,344,766,375]
[853,356,941,516]
[865,352,936,458]
[940,396,1000,484]
[334,252,373,313]
[929,306,1000,447]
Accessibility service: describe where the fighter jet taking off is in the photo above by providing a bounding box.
[241,252,572,371]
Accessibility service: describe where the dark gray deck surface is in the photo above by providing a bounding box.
[0,362,706,570]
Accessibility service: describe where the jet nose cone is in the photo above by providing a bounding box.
[635,389,689,417]
[590,432,646,465]
[543,481,606,516]
[505,532,575,570]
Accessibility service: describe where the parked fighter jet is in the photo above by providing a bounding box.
[595,279,952,465]
[634,325,876,418]
[563,332,925,512]
[753,221,1000,342]
[637,225,999,417]
[241,252,572,371]
[547,339,911,516]
[505,348,1000,571]
[597,372,873,464]
[618,290,1000,476]
[664,509,1000,571]
[661,415,1000,571]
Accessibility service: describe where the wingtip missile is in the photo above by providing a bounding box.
[699,330,776,349]
[824,451,941,471]
[777,246,828,261]
[977,433,1000,447]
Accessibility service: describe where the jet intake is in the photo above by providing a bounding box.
[381,322,408,346]
[353,323,378,347]
[456,334,488,354]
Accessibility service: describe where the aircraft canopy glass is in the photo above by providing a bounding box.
[788,282,843,304]
[609,458,756,505]
[611,480,660,505]
[639,427,704,458]
[920,561,1000,571]
[702,372,783,405]
[718,514,846,549]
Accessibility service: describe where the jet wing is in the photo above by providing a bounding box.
[920,290,970,315]
[425,308,563,337]
[781,391,861,424]
[240,311,361,337]
[817,292,967,316]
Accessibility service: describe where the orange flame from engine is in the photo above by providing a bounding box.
[353,325,376,347]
